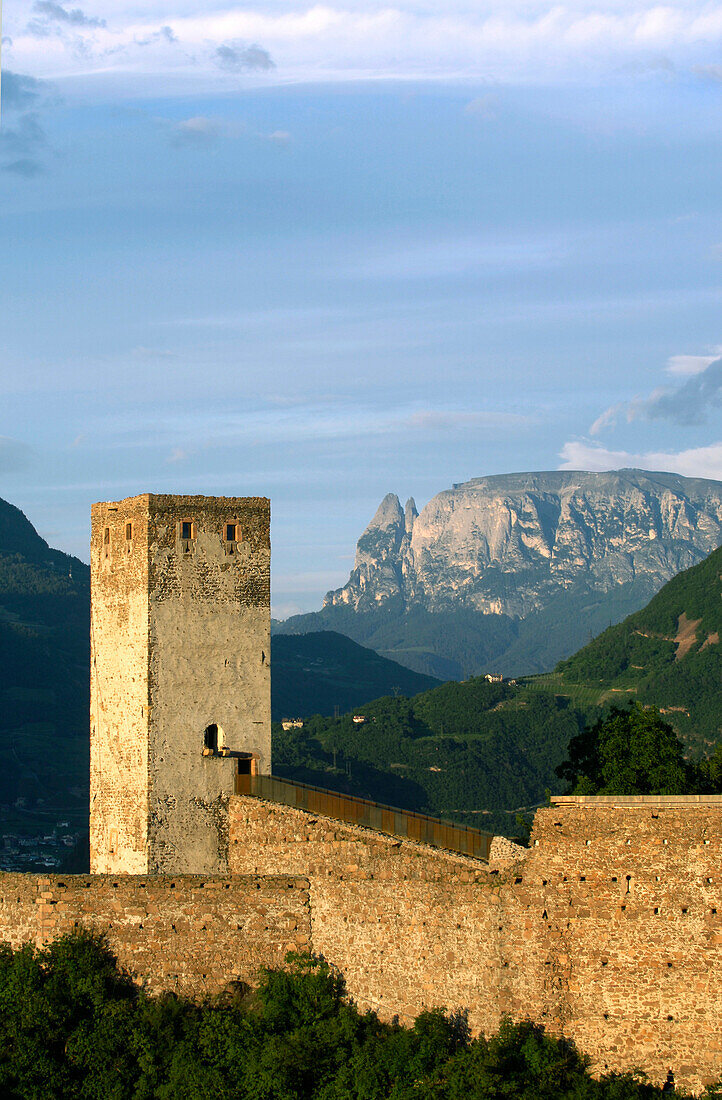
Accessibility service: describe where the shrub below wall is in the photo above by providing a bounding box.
[0,933,713,1100]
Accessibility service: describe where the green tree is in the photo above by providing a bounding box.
[557,702,689,795]
[0,932,707,1098]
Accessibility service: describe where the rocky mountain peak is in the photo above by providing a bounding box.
[325,469,722,620]
[367,493,404,530]
[404,498,418,535]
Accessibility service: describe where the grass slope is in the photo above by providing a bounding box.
[554,543,722,752]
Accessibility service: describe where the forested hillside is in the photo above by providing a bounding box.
[0,500,90,856]
[556,543,722,752]
[273,677,588,835]
[271,632,440,719]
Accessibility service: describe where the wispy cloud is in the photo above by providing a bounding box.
[666,352,720,376]
[463,94,499,120]
[2,69,43,108]
[29,0,106,31]
[162,114,287,148]
[693,63,722,81]
[0,436,33,473]
[341,231,570,281]
[559,439,722,482]
[7,1,722,90]
[590,353,722,433]
[0,69,52,176]
[134,25,177,47]
[643,358,722,425]
[93,401,533,451]
[213,41,274,72]
[170,115,223,146]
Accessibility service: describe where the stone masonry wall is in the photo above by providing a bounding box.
[229,794,722,1095]
[5,797,722,1092]
[0,873,309,997]
[525,797,722,1095]
[229,795,521,1031]
[90,496,151,874]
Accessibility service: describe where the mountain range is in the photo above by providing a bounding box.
[276,469,722,678]
[274,539,722,831]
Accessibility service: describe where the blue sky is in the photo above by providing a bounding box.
[2,1,722,615]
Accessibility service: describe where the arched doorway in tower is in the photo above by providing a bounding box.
[203,723,224,754]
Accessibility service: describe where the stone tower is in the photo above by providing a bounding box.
[89,494,271,875]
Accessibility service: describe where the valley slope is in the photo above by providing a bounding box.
[0,499,91,858]
[271,631,440,720]
[553,541,722,752]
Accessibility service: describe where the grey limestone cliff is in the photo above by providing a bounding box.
[278,469,722,678]
[326,469,722,620]
[325,470,722,624]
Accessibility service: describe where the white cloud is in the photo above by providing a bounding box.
[7,1,722,92]
[666,352,720,376]
[589,401,626,436]
[559,439,722,481]
[170,115,222,145]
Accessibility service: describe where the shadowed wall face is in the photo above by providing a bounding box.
[90,494,271,875]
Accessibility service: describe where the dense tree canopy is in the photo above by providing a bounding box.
[0,932,715,1099]
[557,702,690,795]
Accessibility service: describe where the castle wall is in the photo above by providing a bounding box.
[0,873,309,997]
[229,795,521,1030]
[525,796,722,1094]
[90,496,151,874]
[229,794,722,1095]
